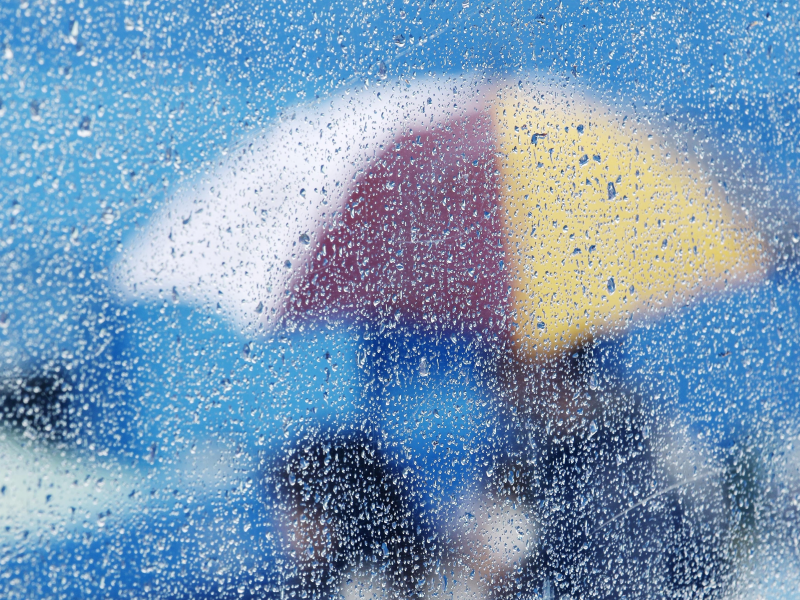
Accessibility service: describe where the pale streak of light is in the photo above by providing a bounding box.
[591,469,720,537]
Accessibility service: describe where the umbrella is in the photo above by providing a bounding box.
[118,74,768,356]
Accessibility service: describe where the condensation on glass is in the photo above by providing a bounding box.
[1,1,798,599]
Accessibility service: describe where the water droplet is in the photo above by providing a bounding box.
[299,232,310,245]
[661,238,668,250]
[579,154,589,165]
[284,260,292,269]
[146,442,157,464]
[589,372,598,390]
[577,124,585,134]
[102,209,115,225]
[419,357,430,377]
[382,542,389,557]
[588,420,598,438]
[607,181,616,200]
[607,277,615,294]
[393,34,406,47]
[386,181,396,190]
[77,116,91,137]
[377,61,387,80]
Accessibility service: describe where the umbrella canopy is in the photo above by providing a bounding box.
[117,75,767,356]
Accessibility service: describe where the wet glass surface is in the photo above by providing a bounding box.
[1,1,798,598]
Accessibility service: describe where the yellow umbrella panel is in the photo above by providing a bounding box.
[493,85,766,357]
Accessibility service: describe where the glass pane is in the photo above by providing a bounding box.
[1,1,797,599]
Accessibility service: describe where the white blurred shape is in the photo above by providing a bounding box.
[114,76,486,332]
